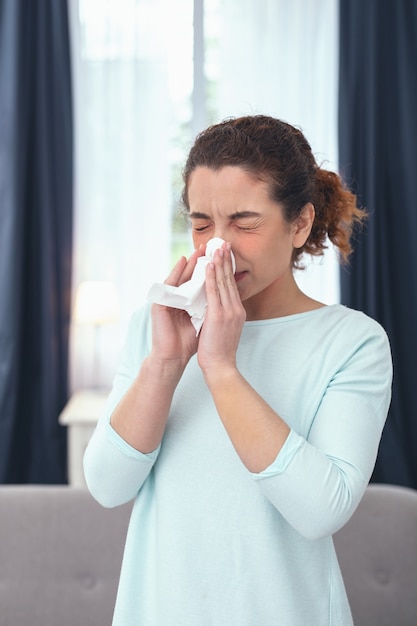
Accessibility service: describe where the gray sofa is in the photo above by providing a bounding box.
[333,483,417,626]
[0,483,416,625]
[0,486,132,626]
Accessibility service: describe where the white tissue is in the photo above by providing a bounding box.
[147,237,236,335]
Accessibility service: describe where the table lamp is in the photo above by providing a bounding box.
[74,281,120,387]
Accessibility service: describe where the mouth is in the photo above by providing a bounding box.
[234,271,247,283]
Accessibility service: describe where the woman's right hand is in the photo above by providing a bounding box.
[150,247,205,365]
[108,249,205,455]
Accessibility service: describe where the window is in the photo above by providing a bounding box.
[69,0,339,389]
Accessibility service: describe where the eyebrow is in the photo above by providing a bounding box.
[189,210,261,220]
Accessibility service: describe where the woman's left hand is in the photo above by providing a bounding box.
[197,243,246,380]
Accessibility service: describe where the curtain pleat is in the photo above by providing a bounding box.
[338,0,417,488]
[0,0,73,482]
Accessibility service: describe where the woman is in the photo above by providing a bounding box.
[84,115,392,625]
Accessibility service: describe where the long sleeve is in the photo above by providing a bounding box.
[251,310,392,539]
[83,305,158,507]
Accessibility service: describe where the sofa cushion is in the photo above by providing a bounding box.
[0,485,131,626]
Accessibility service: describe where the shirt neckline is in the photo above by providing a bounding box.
[243,303,342,326]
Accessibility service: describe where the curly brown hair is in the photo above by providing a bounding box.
[182,115,365,268]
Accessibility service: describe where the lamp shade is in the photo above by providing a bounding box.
[74,281,120,325]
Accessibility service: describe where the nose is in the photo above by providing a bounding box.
[213,222,237,245]
[211,232,237,271]
[213,227,228,242]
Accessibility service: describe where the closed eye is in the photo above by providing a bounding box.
[234,219,262,231]
[189,211,212,233]
[236,224,257,231]
[231,212,263,231]
[193,225,210,232]
[190,219,212,232]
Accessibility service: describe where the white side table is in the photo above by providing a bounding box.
[59,389,109,487]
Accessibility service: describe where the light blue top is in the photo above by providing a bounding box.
[84,303,392,626]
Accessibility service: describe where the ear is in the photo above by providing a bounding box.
[292,203,315,248]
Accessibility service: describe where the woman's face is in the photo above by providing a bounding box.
[187,166,313,319]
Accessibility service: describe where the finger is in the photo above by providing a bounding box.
[164,245,205,287]
[213,247,238,306]
[203,252,229,312]
[164,256,188,286]
[221,243,238,289]
[180,244,205,283]
[205,261,221,306]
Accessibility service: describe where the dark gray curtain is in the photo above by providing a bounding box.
[0,0,73,482]
[338,0,417,488]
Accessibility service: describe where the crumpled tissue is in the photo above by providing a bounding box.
[147,237,236,335]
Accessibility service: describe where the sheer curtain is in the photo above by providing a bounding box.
[68,0,339,390]
[68,0,193,389]
[208,0,340,303]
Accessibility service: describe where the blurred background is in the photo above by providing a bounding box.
[1,0,416,488]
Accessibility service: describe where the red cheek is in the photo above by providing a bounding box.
[192,233,208,248]
[232,237,260,258]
